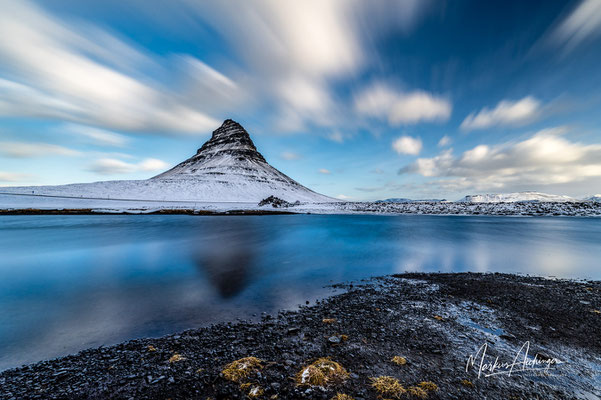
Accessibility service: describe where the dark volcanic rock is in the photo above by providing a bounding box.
[195,119,266,164]
[1,273,599,399]
[258,195,299,208]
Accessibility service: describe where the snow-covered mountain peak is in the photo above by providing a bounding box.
[193,119,266,162]
[145,119,334,202]
[1,119,335,203]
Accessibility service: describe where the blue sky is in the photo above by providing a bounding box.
[1,0,601,200]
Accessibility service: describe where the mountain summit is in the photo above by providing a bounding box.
[150,119,332,202]
[154,119,268,179]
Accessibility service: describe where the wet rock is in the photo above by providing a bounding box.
[1,273,600,400]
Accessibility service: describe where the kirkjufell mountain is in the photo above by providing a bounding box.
[2,120,334,203]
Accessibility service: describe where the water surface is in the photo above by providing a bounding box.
[1,214,600,370]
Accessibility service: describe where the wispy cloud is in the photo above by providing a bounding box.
[0,141,80,158]
[354,83,451,125]
[392,135,422,155]
[280,151,301,160]
[438,135,452,147]
[88,158,169,175]
[318,168,331,174]
[182,1,432,132]
[400,127,601,191]
[0,1,225,134]
[553,0,601,52]
[0,171,33,182]
[460,97,541,131]
[328,131,345,143]
[64,124,129,147]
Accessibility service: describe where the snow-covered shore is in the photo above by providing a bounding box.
[2,193,601,216]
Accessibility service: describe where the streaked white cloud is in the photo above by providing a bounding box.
[336,194,351,199]
[553,0,601,52]
[64,124,129,147]
[319,168,331,174]
[0,0,223,134]
[88,158,169,175]
[354,83,451,125]
[327,131,345,143]
[183,1,432,131]
[138,158,169,172]
[0,171,32,182]
[280,151,301,160]
[460,97,541,131]
[400,127,601,191]
[392,135,423,155]
[438,135,452,147]
[0,141,81,158]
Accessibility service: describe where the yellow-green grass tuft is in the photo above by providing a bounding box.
[296,358,349,387]
[331,394,354,400]
[391,356,407,366]
[222,357,263,383]
[407,386,428,398]
[418,381,438,392]
[370,376,406,399]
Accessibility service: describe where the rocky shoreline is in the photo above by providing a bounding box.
[2,200,601,216]
[1,273,600,399]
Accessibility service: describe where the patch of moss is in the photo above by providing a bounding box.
[461,379,474,387]
[418,381,438,392]
[168,353,185,363]
[433,315,444,321]
[407,386,428,398]
[331,394,354,400]
[296,358,349,387]
[147,345,157,352]
[322,318,337,324]
[391,356,407,366]
[222,357,263,383]
[247,385,264,398]
[370,376,406,399]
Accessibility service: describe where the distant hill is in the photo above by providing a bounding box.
[375,198,447,203]
[459,191,575,203]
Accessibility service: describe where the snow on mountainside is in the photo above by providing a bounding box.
[459,191,575,203]
[375,198,447,203]
[0,120,335,203]
[584,195,601,202]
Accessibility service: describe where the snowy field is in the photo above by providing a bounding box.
[2,192,601,216]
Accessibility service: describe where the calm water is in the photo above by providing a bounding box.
[1,214,600,370]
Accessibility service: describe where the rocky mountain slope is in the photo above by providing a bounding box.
[0,120,334,203]
[459,191,576,203]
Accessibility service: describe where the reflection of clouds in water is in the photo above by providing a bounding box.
[469,241,491,273]
[529,245,572,276]
[4,215,601,370]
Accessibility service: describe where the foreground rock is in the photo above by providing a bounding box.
[1,273,600,399]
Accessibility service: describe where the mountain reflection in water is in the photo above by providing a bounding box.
[1,214,600,371]
[193,219,258,298]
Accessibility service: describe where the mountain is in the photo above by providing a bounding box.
[584,195,601,202]
[375,198,447,203]
[459,191,575,203]
[1,120,334,203]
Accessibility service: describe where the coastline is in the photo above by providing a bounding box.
[2,273,599,399]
